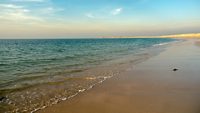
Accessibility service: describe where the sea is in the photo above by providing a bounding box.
[0,38,177,113]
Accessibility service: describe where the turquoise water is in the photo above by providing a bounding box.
[0,38,176,112]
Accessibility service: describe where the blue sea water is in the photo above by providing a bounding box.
[0,38,176,112]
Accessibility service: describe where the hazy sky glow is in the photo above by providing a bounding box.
[0,0,200,38]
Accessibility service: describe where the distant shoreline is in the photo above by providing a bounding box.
[100,33,200,39]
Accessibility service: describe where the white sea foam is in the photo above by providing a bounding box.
[153,42,169,47]
[78,88,86,92]
[61,97,67,101]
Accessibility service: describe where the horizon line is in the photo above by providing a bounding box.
[0,33,200,39]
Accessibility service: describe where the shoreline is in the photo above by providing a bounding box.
[0,39,177,113]
[38,39,200,113]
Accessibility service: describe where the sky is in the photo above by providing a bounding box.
[0,0,200,38]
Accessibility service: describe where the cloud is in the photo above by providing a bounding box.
[39,7,64,15]
[85,13,95,18]
[0,3,43,23]
[85,13,107,19]
[0,4,23,9]
[85,7,123,19]
[111,8,123,15]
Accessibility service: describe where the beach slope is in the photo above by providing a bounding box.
[38,39,200,113]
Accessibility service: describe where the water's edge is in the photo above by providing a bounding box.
[35,40,181,113]
[0,39,181,113]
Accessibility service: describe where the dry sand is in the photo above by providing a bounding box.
[38,39,200,113]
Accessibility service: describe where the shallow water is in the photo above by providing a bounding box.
[0,38,176,112]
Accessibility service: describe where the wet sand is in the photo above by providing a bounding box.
[38,39,200,113]
[195,40,200,47]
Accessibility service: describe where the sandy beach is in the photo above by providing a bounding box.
[38,39,200,113]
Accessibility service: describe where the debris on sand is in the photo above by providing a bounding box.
[173,68,178,71]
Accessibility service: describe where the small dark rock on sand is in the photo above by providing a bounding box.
[173,68,178,71]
